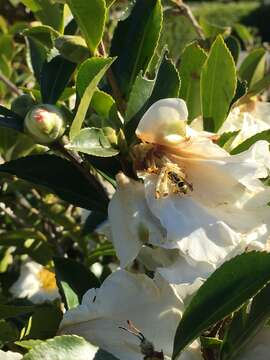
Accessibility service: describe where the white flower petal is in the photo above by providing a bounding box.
[108,173,164,267]
[238,326,270,360]
[144,174,241,265]
[136,98,188,146]
[10,260,60,304]
[60,270,188,360]
[0,350,23,360]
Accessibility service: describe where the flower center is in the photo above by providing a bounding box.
[37,268,57,292]
[132,144,193,199]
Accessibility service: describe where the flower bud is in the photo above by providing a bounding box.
[103,126,117,146]
[11,94,36,118]
[24,104,66,144]
[55,35,90,64]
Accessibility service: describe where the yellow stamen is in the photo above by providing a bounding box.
[37,268,57,291]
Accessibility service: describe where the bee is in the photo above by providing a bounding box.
[155,163,193,199]
[119,320,164,360]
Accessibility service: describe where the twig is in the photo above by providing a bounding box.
[0,73,23,96]
[98,42,126,115]
[171,0,205,40]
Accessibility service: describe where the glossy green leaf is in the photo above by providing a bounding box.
[23,25,59,49]
[179,43,207,121]
[220,283,270,360]
[0,305,36,320]
[66,0,106,54]
[200,17,230,39]
[110,0,163,97]
[0,155,109,212]
[230,129,270,155]
[0,319,18,347]
[70,57,115,140]
[22,0,64,32]
[23,335,97,360]
[0,106,24,133]
[26,37,47,83]
[173,252,270,359]
[125,71,155,123]
[91,90,115,119]
[22,305,62,340]
[238,73,270,106]
[225,36,241,64]
[201,35,237,132]
[68,128,119,157]
[239,48,266,89]
[54,257,99,309]
[125,50,180,141]
[40,55,76,104]
[55,35,90,64]
[217,131,240,151]
[94,349,120,360]
[233,23,253,46]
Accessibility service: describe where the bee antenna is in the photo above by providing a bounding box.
[119,321,145,342]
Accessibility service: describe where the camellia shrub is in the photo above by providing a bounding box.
[1,0,270,359]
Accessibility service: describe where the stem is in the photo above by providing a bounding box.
[0,73,23,96]
[98,42,126,115]
[171,0,205,40]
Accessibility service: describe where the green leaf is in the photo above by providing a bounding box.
[239,48,266,89]
[23,25,59,49]
[110,0,163,97]
[233,23,253,47]
[94,349,120,360]
[200,17,230,39]
[23,335,97,360]
[225,36,241,64]
[126,71,155,123]
[0,155,108,212]
[106,0,116,7]
[54,35,90,64]
[236,73,270,107]
[179,43,207,121]
[91,90,116,120]
[0,106,24,132]
[172,252,270,359]
[217,131,240,151]
[230,129,270,155]
[147,50,180,106]
[0,319,18,347]
[40,55,76,104]
[22,304,62,340]
[26,37,47,83]
[66,0,106,54]
[201,35,237,132]
[70,57,115,140]
[67,128,119,157]
[220,283,270,360]
[0,305,36,320]
[22,0,64,32]
[124,50,180,141]
[54,257,99,309]
[16,339,43,350]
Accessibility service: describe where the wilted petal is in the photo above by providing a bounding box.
[108,173,165,267]
[60,270,190,360]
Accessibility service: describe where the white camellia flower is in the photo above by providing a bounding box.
[10,260,60,304]
[192,100,270,151]
[219,100,270,150]
[108,98,270,285]
[0,350,23,360]
[59,269,201,360]
[237,326,270,360]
